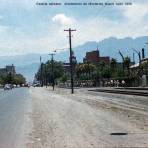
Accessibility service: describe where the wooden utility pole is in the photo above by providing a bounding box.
[40,56,43,87]
[64,28,76,94]
[48,49,65,91]
[49,53,55,91]
[45,64,47,88]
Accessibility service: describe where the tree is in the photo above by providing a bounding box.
[0,73,26,85]
[13,74,26,84]
[124,57,131,69]
[75,64,81,78]
[110,58,117,78]
[102,66,111,78]
[111,58,117,70]
[99,61,105,71]
[117,68,125,78]
[124,56,131,76]
[35,60,64,85]
[60,74,68,83]
[75,63,96,80]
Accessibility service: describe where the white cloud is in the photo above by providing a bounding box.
[1,12,148,56]
[0,3,148,56]
[52,14,76,26]
[0,29,68,56]
[122,3,148,21]
[68,13,148,47]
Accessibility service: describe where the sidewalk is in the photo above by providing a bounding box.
[26,87,148,148]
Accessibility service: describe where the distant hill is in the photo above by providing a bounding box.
[0,36,148,81]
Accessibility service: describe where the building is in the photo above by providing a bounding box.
[130,57,148,87]
[83,48,110,65]
[130,48,147,69]
[0,64,16,75]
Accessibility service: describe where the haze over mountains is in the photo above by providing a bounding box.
[0,36,148,81]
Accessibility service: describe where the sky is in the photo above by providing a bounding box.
[0,0,148,56]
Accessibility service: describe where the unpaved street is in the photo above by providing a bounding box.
[27,87,148,148]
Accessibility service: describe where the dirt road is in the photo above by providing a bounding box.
[27,87,148,148]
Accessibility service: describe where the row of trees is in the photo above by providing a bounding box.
[0,73,26,85]
[75,56,131,81]
[35,60,65,85]
[75,63,96,79]
[35,55,148,87]
[35,57,132,84]
[35,60,114,85]
[110,56,131,78]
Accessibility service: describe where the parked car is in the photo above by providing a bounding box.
[33,83,41,87]
[13,84,17,88]
[16,84,20,88]
[4,84,12,90]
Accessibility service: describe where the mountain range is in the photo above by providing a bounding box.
[0,36,148,82]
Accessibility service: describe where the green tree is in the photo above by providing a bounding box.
[36,60,64,85]
[75,64,81,78]
[60,73,68,83]
[0,73,26,85]
[75,63,96,80]
[111,58,117,70]
[102,66,111,78]
[13,74,26,84]
[110,58,117,78]
[117,68,125,78]
[143,61,148,75]
[99,61,105,71]
[124,56,131,76]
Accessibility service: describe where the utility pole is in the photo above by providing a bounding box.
[45,64,47,88]
[49,53,55,91]
[64,28,76,94]
[48,48,66,91]
[40,56,43,87]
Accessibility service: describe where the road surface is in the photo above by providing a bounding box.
[0,87,148,147]
[0,88,31,148]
